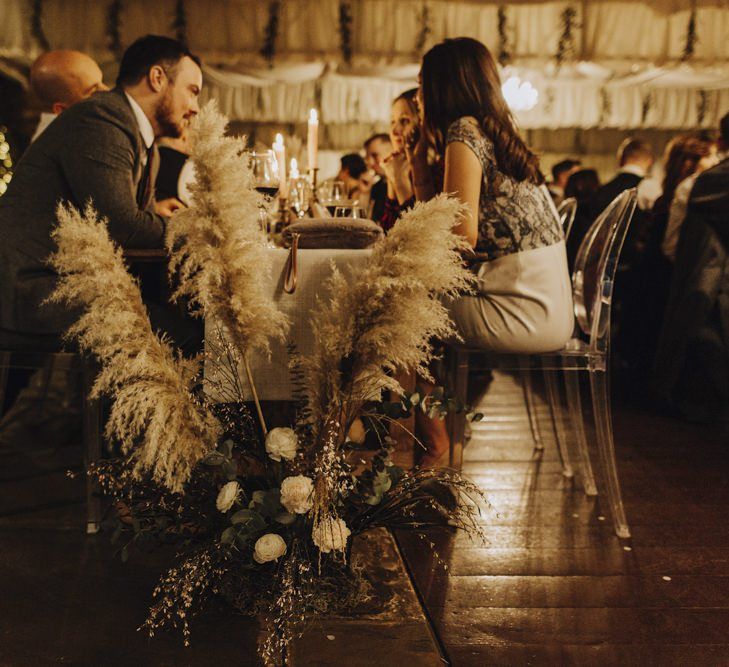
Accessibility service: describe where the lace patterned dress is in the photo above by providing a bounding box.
[445,117,573,353]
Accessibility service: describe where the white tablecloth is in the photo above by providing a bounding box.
[205,247,371,401]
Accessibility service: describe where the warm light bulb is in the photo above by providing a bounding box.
[502,76,539,111]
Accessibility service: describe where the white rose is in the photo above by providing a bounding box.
[216,481,240,512]
[312,517,351,554]
[280,475,314,515]
[253,533,287,564]
[265,427,299,461]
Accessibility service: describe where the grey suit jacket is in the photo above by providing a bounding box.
[0,89,165,341]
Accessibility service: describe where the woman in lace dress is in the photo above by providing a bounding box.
[415,37,574,466]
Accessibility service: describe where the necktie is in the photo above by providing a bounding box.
[139,144,160,210]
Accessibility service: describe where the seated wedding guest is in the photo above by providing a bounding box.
[336,153,367,199]
[0,35,202,356]
[652,112,729,422]
[379,88,444,231]
[660,135,718,261]
[414,37,573,466]
[548,158,581,206]
[359,133,391,222]
[29,50,108,142]
[687,112,729,253]
[564,167,600,267]
[617,135,716,390]
[595,138,660,215]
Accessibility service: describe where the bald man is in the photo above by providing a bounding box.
[30,50,108,141]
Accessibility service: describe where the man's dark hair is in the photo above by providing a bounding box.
[551,159,581,182]
[340,153,367,179]
[364,133,391,149]
[116,35,201,87]
[719,111,729,144]
[617,138,653,166]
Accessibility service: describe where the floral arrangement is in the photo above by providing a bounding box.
[48,103,487,664]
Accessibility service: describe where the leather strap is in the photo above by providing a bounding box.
[284,233,299,294]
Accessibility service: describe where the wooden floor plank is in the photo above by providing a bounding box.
[398,371,729,665]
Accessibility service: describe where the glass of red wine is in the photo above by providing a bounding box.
[250,150,280,199]
[249,150,280,234]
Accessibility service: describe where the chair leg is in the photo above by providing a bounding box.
[448,349,469,470]
[589,369,630,539]
[82,361,102,535]
[519,368,543,451]
[543,369,574,478]
[564,371,598,496]
[0,351,11,416]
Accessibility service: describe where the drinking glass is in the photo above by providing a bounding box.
[250,150,280,199]
[319,179,347,215]
[334,205,367,219]
[289,177,311,218]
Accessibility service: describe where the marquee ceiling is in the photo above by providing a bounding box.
[1,0,728,129]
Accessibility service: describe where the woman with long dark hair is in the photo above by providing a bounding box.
[415,38,573,466]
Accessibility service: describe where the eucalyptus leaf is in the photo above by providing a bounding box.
[231,509,266,532]
[220,526,236,545]
[221,439,234,458]
[275,511,296,525]
[202,451,228,466]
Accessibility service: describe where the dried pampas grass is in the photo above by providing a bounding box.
[167,101,288,360]
[48,203,220,492]
[304,194,475,438]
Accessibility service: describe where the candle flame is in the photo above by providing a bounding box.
[309,109,318,123]
[274,133,284,146]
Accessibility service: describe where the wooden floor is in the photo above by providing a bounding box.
[397,370,729,666]
[2,370,728,665]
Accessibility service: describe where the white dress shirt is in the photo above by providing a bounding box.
[30,112,57,142]
[124,92,154,161]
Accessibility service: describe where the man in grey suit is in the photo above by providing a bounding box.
[0,35,202,354]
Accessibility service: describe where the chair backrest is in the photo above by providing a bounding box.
[572,188,638,354]
[557,197,578,240]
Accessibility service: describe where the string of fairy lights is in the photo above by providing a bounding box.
[0,126,13,196]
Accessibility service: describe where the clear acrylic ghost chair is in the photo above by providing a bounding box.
[447,196,585,478]
[539,188,638,538]
[448,189,637,538]
[519,195,579,452]
[557,197,578,238]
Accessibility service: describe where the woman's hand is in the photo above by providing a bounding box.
[382,150,414,204]
[403,124,428,168]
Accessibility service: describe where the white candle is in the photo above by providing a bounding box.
[307,108,319,171]
[272,133,287,198]
[290,157,299,179]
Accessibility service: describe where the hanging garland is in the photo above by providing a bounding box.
[696,90,708,126]
[555,4,578,67]
[497,4,511,67]
[641,91,653,124]
[106,0,124,59]
[599,88,612,126]
[30,0,50,51]
[172,0,188,46]
[415,2,431,56]
[260,1,281,66]
[339,1,353,65]
[681,0,698,62]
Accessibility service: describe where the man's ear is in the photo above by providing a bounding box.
[51,101,69,115]
[147,65,167,93]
